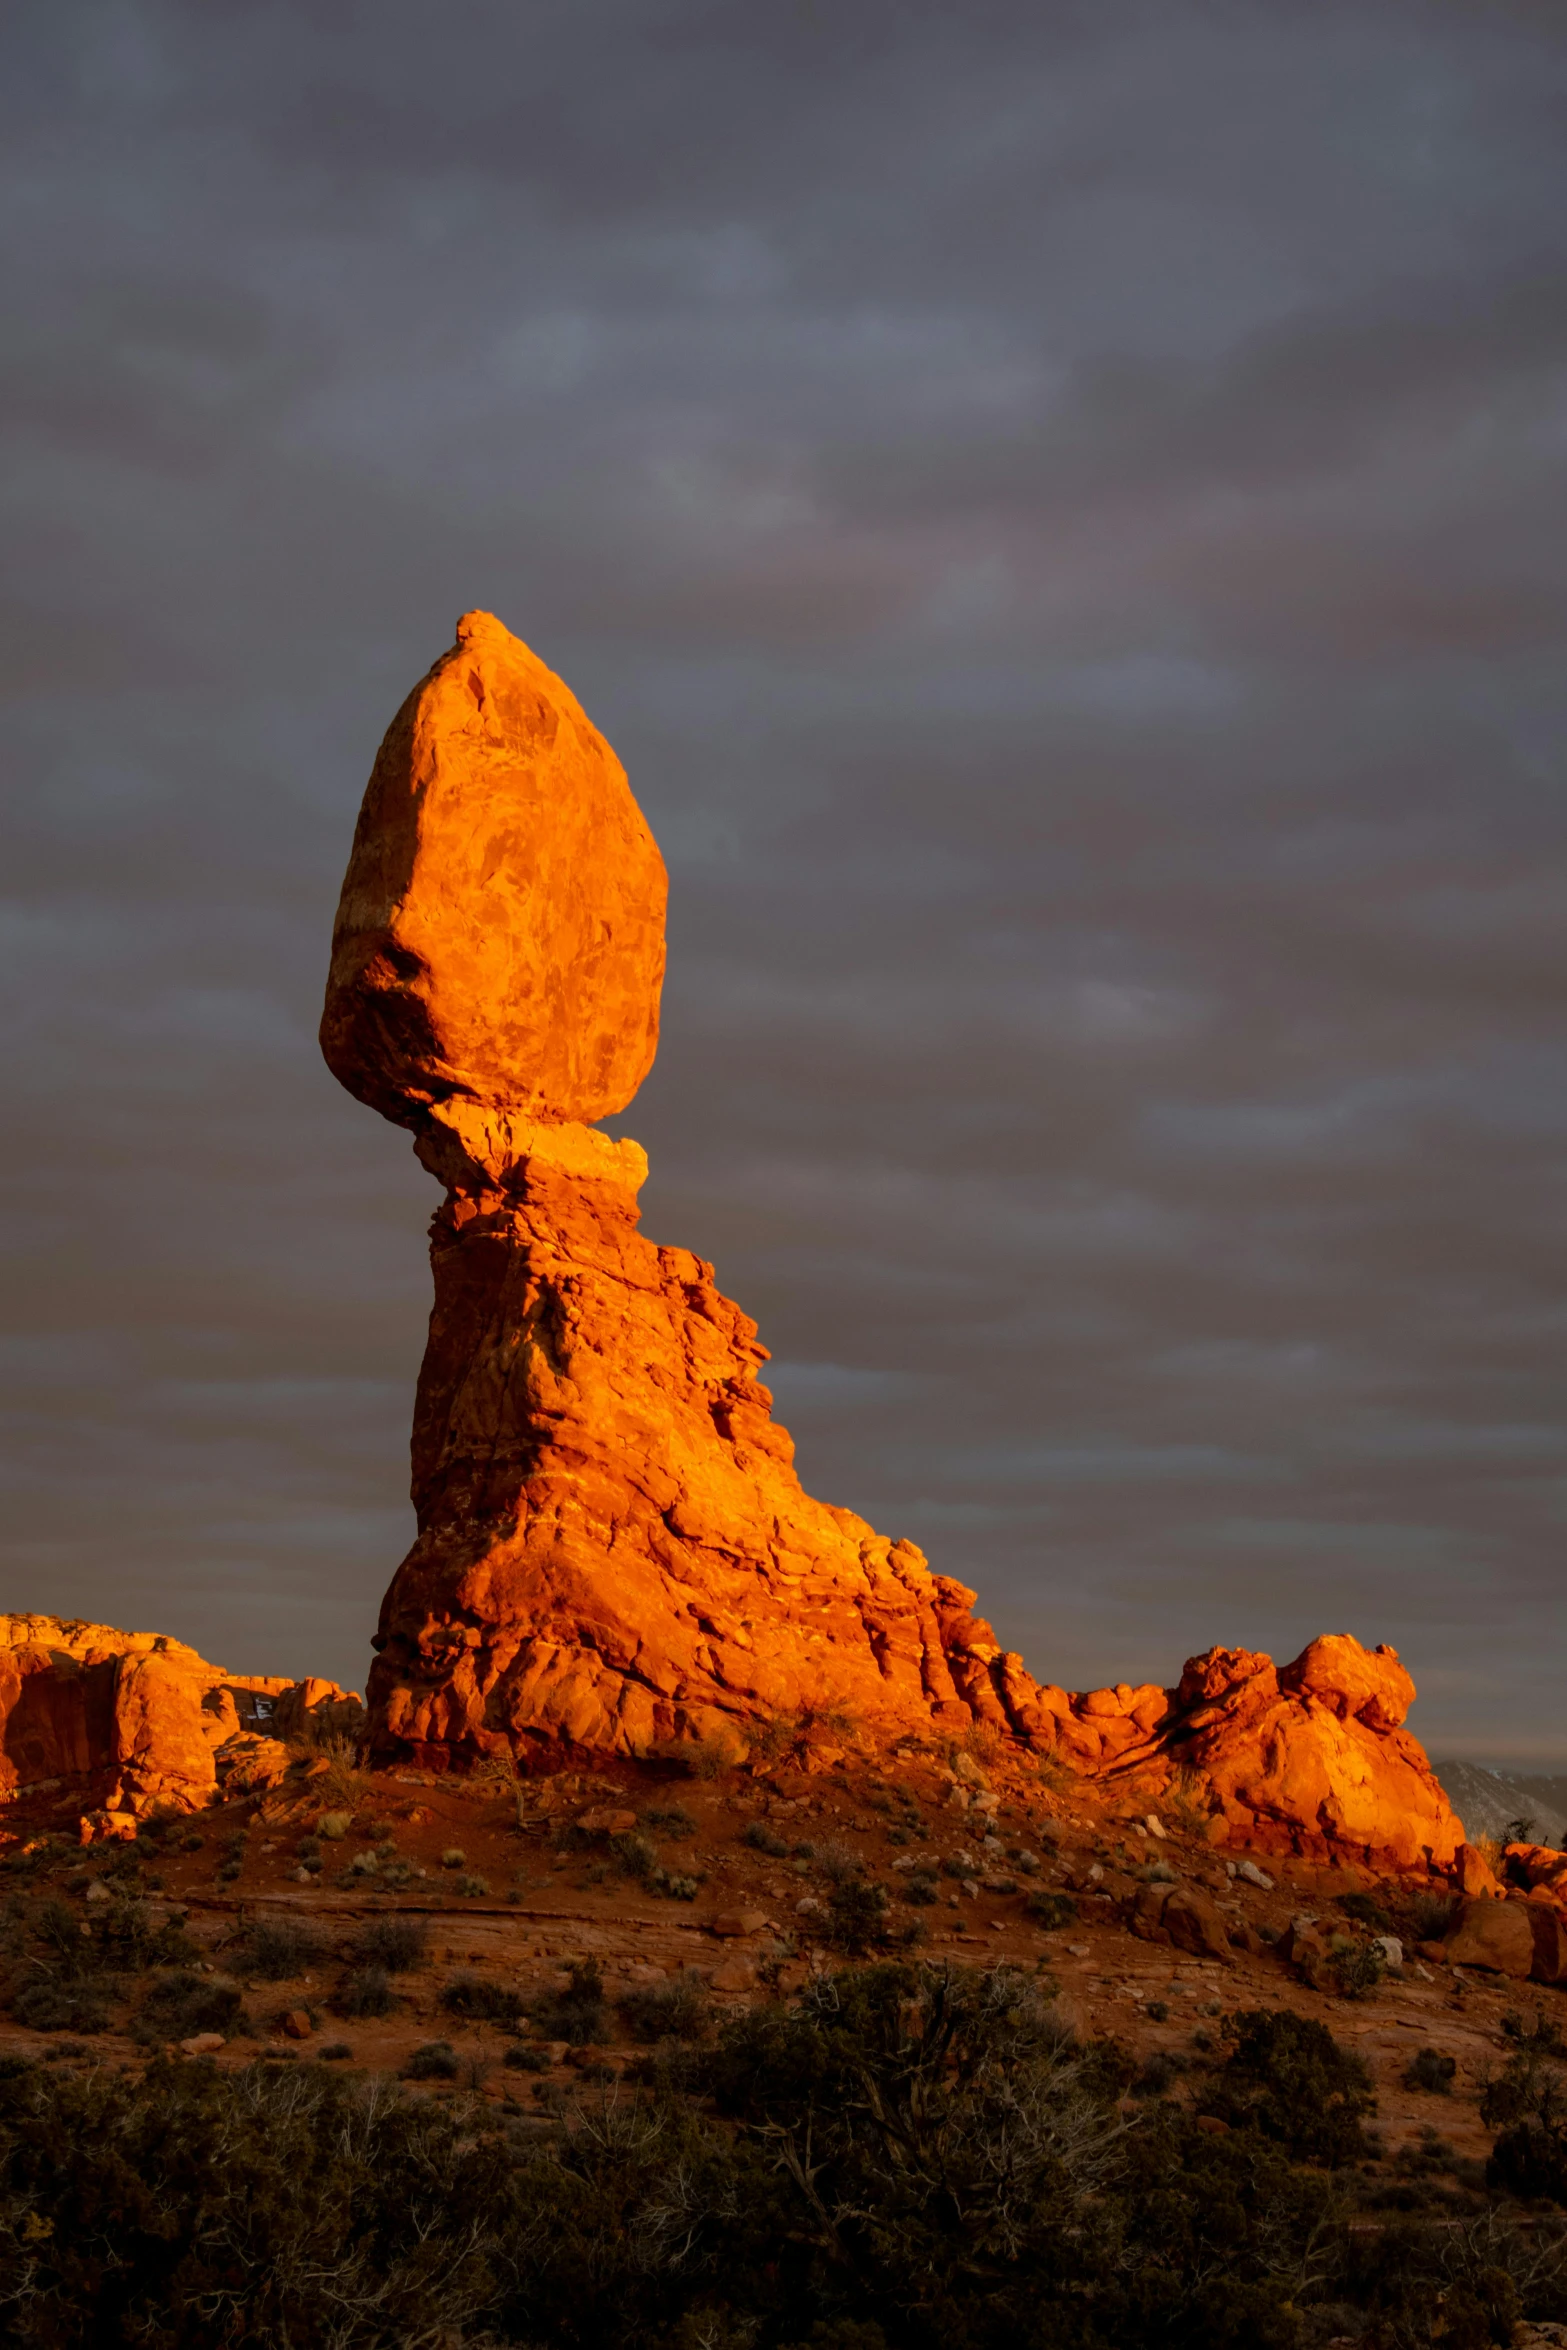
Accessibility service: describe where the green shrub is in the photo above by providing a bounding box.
[1024,1890,1078,1930]
[1209,2007,1376,2165]
[529,1957,607,2044]
[902,1873,939,1906]
[402,2039,459,2080]
[826,1880,890,1954]
[131,1971,246,2045]
[440,1972,524,2029]
[345,1915,428,1973]
[640,1804,696,1839]
[235,1918,329,1980]
[440,1847,466,1869]
[617,1968,712,2045]
[452,1874,490,1898]
[1336,1889,1391,1932]
[1404,2046,1457,2094]
[743,1822,790,1857]
[11,1973,114,2035]
[332,1966,397,2020]
[503,2043,548,2072]
[609,1832,658,1879]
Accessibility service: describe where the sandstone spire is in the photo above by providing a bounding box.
[320,613,1462,1874]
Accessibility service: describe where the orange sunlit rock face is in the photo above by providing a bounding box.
[323,615,1464,1877]
[321,610,667,1129]
[0,1614,362,1830]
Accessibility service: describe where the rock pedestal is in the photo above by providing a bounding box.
[324,612,1466,1877]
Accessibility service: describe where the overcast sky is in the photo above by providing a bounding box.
[3,1,1565,1765]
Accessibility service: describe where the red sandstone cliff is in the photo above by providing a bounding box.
[0,1615,361,1837]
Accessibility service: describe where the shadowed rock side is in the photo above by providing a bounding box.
[324,611,1463,1874]
[0,1615,362,1838]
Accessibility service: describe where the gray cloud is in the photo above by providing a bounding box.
[1,0,1565,1762]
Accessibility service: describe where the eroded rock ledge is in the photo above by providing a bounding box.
[0,1615,361,1838]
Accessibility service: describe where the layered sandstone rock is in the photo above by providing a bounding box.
[1031,1634,1462,1869]
[0,1615,361,1825]
[325,612,1464,1877]
[321,609,666,1130]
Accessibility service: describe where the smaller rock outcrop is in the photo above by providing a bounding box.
[0,1616,362,1831]
[1029,1633,1462,1871]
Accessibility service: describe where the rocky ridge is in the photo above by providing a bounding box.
[0,1614,361,1839]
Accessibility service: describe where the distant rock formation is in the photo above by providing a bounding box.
[0,1615,361,1836]
[1026,1634,1461,1869]
[320,611,1463,1875]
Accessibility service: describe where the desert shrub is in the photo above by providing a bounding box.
[656,1871,700,1902]
[235,1918,329,1981]
[131,1971,246,2045]
[1489,2101,1567,2202]
[610,1832,658,1880]
[345,1915,428,1973]
[743,1822,790,1857]
[90,1899,195,1972]
[1503,2008,1567,2057]
[827,1880,890,1954]
[1209,2007,1376,2166]
[1326,1932,1385,2000]
[11,1973,114,2035]
[401,2039,459,2080]
[903,1873,939,1906]
[503,2043,548,2072]
[440,1847,466,1869]
[9,1967,1567,2347]
[939,1852,975,1882]
[316,2041,353,2062]
[1133,2050,1186,2097]
[1405,2046,1458,2094]
[452,1874,490,1898]
[1409,1888,1458,1940]
[1336,1890,1392,1932]
[814,1842,864,1888]
[332,1966,397,2019]
[1024,1890,1078,1930]
[440,1972,524,2029]
[316,1811,351,1841]
[617,1969,712,2046]
[640,1804,695,1839]
[529,1957,607,2044]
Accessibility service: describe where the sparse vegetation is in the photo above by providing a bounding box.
[1405,2046,1458,2094]
[344,1915,428,1973]
[234,1917,329,1980]
[401,2038,459,2080]
[617,1968,712,2045]
[527,1957,607,2045]
[441,1972,525,2029]
[331,1966,398,2020]
[3,1956,1567,2344]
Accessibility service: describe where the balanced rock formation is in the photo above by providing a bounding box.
[0,1615,361,1832]
[324,612,1463,1875]
[321,608,666,1131]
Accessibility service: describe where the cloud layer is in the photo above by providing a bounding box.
[3,0,1565,1760]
